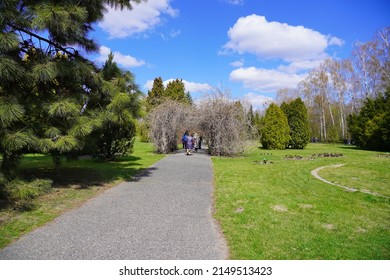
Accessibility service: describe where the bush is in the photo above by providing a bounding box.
[137,119,150,142]
[88,121,136,160]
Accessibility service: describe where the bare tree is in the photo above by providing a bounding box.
[197,90,249,156]
[276,87,302,104]
[325,59,349,139]
[148,101,193,154]
[351,27,390,99]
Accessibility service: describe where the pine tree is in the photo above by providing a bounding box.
[165,79,192,104]
[260,103,291,149]
[85,52,141,160]
[0,0,142,203]
[347,89,390,151]
[146,78,193,111]
[146,77,165,111]
[281,98,311,149]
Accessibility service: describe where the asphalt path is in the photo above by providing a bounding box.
[0,151,228,260]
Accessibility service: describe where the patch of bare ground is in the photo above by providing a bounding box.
[272,205,288,212]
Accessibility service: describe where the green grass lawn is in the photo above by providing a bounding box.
[0,139,164,249]
[212,143,390,259]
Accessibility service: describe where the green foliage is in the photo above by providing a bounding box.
[347,90,390,151]
[92,122,136,160]
[165,79,192,105]
[137,119,150,142]
[0,0,143,200]
[32,61,58,83]
[261,103,291,149]
[0,57,26,81]
[146,77,192,111]
[146,77,165,111]
[47,100,80,119]
[0,32,19,52]
[3,178,52,210]
[83,53,140,160]
[1,130,33,152]
[102,52,121,80]
[281,98,311,149]
[0,99,24,126]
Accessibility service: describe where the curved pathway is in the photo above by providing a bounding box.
[0,152,228,259]
[311,164,389,199]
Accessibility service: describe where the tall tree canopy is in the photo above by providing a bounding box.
[0,0,143,203]
[146,77,165,111]
[165,79,192,105]
[146,77,192,111]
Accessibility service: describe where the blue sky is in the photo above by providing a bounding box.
[89,0,389,109]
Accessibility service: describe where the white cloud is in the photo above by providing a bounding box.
[277,59,324,73]
[170,29,181,38]
[229,67,307,93]
[96,46,145,68]
[180,80,213,93]
[222,0,245,5]
[223,15,345,94]
[99,0,178,38]
[243,92,274,110]
[160,29,181,40]
[144,79,212,93]
[230,59,244,67]
[223,14,344,62]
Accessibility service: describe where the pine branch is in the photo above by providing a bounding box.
[9,24,83,60]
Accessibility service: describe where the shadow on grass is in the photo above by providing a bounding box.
[337,145,363,150]
[18,155,156,190]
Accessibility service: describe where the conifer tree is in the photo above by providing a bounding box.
[85,52,141,160]
[165,79,192,105]
[260,103,291,149]
[146,77,165,111]
[146,78,193,111]
[0,0,143,202]
[347,89,390,151]
[281,98,311,149]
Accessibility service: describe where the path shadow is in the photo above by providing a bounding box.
[129,167,158,182]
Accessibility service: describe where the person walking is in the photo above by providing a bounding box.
[182,131,188,150]
[186,133,194,155]
[193,132,199,152]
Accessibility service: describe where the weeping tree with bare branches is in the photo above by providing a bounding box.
[148,90,249,156]
[148,100,193,154]
[198,91,249,156]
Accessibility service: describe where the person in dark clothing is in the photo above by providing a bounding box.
[182,130,189,149]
